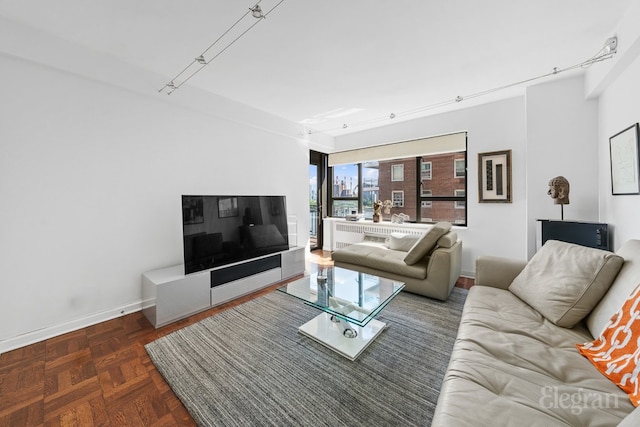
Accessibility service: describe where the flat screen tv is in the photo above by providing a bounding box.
[182,195,289,275]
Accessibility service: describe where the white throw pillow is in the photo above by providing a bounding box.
[388,233,420,252]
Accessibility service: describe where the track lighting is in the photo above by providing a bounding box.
[250,5,265,19]
[159,0,285,94]
[307,36,620,134]
[602,36,618,55]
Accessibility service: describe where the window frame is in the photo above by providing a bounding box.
[328,135,467,225]
[417,156,467,224]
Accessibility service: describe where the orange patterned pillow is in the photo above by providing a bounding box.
[577,284,640,407]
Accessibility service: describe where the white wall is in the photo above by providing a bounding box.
[335,97,529,277]
[591,1,640,250]
[598,52,640,248]
[525,76,600,257]
[334,74,604,276]
[0,22,309,353]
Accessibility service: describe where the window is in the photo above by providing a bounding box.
[455,190,466,209]
[455,159,465,178]
[361,161,379,219]
[392,191,404,207]
[421,161,432,180]
[330,163,359,217]
[421,189,432,207]
[327,132,467,225]
[391,164,404,181]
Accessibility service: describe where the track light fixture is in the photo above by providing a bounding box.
[602,36,618,55]
[250,5,265,19]
[159,1,285,95]
[307,36,620,134]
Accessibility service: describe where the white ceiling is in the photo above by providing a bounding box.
[0,0,631,135]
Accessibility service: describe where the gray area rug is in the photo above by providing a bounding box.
[145,287,467,427]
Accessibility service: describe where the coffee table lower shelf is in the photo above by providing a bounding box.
[298,312,387,361]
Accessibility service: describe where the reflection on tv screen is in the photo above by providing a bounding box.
[182,195,289,274]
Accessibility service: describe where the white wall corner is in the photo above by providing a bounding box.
[585,1,640,99]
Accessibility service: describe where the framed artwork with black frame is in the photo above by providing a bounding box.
[609,123,640,195]
[478,149,512,203]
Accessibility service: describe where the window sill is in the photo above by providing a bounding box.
[323,217,467,230]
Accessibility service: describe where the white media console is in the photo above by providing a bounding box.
[142,246,305,328]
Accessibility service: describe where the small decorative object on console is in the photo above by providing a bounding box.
[547,175,570,220]
[373,199,392,222]
[391,213,410,224]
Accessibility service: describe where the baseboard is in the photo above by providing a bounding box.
[0,300,142,356]
[460,271,475,279]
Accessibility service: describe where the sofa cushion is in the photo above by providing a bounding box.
[331,244,428,279]
[509,240,624,328]
[403,221,451,265]
[436,231,457,249]
[577,284,640,407]
[433,285,634,425]
[619,406,640,427]
[388,233,420,252]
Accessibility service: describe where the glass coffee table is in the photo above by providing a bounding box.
[277,266,405,360]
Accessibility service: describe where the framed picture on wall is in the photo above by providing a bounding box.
[478,149,512,203]
[609,123,640,195]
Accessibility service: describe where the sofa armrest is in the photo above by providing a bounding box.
[475,256,527,290]
[618,405,640,427]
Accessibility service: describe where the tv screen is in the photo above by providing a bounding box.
[182,195,289,275]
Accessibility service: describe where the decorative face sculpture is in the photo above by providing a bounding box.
[547,176,570,205]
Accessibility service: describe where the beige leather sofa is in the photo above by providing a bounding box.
[331,221,462,301]
[432,239,640,426]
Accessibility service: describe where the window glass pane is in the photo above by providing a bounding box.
[379,158,416,220]
[421,189,432,207]
[421,161,432,180]
[455,159,466,178]
[420,200,466,224]
[392,191,404,207]
[361,161,379,219]
[455,190,466,208]
[328,146,466,225]
[332,200,359,218]
[421,152,466,197]
[332,164,359,197]
[391,164,404,181]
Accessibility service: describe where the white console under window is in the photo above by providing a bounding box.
[142,246,305,328]
[323,217,436,251]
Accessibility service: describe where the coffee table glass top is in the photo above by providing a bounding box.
[277,267,405,327]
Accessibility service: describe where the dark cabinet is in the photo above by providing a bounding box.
[536,220,610,251]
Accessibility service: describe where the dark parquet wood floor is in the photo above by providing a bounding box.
[0,250,472,426]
